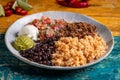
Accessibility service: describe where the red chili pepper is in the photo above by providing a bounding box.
[80,0,90,2]
[69,1,89,8]
[57,0,89,8]
[70,0,77,3]
[56,0,69,6]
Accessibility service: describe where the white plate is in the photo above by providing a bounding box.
[5,11,114,70]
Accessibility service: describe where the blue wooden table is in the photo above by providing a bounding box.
[0,34,120,80]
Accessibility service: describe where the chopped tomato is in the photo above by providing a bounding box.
[38,24,46,30]
[41,17,51,24]
[51,26,58,29]
[56,20,64,25]
[40,35,45,41]
[32,19,40,27]
[45,17,51,24]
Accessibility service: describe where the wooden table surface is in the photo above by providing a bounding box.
[0,0,120,36]
[0,1,120,79]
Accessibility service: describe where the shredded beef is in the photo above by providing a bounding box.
[59,22,97,39]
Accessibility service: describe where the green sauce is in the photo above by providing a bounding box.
[12,35,34,51]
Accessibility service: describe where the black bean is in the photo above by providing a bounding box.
[39,57,42,60]
[19,36,59,66]
[42,61,47,65]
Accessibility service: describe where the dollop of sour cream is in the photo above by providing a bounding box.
[18,25,39,41]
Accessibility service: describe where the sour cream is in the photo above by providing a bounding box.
[18,25,39,41]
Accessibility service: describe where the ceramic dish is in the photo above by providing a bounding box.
[5,11,114,70]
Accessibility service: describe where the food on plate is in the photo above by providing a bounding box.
[20,36,60,66]
[18,25,39,41]
[52,35,107,66]
[12,35,34,51]
[12,16,108,67]
[59,22,96,38]
[30,16,67,41]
